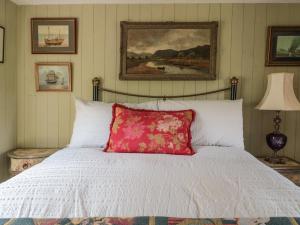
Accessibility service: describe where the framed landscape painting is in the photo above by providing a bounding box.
[266,26,300,66]
[120,21,218,80]
[31,18,77,54]
[0,26,4,63]
[35,62,72,92]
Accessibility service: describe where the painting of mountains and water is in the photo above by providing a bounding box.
[120,22,218,80]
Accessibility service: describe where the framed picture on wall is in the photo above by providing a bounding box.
[266,26,300,66]
[0,26,4,63]
[120,21,218,80]
[31,18,77,54]
[35,62,72,92]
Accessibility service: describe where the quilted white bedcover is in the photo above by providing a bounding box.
[0,146,300,218]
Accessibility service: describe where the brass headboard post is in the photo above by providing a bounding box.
[92,77,101,101]
[230,77,239,100]
[92,77,239,101]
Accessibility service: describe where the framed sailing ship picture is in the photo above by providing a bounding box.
[120,21,218,80]
[35,62,72,92]
[0,26,4,63]
[31,18,77,54]
[266,26,300,66]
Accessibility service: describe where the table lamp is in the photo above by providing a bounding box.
[256,72,300,164]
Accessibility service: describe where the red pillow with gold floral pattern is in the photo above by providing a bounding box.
[104,103,195,155]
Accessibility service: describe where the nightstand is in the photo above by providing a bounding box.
[7,148,58,177]
[258,156,300,186]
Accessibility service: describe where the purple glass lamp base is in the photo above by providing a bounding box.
[266,132,287,164]
[264,111,288,164]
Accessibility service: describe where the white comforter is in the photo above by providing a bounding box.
[0,146,300,218]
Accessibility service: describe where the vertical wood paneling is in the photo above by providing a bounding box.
[15,3,300,161]
[0,0,4,139]
[69,4,83,136]
[24,6,36,148]
[35,5,48,148]
[230,4,243,99]
[241,4,255,150]
[104,5,117,102]
[70,5,83,99]
[58,5,72,147]
[218,4,232,100]
[46,6,60,148]
[5,0,17,149]
[116,5,128,103]
[81,5,94,101]
[249,4,266,156]
[196,4,209,100]
[93,4,106,103]
[17,6,25,147]
[0,0,6,150]
[0,0,17,181]
[207,4,220,100]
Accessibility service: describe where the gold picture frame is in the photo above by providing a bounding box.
[31,18,77,54]
[35,62,72,92]
[120,21,218,80]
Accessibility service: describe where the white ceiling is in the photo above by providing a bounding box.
[10,0,300,5]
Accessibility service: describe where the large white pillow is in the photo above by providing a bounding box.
[69,98,159,148]
[158,99,244,149]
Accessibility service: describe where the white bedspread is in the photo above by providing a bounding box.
[0,146,300,218]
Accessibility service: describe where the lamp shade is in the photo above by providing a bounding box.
[256,72,300,111]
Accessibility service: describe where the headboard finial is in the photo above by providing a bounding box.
[230,76,239,85]
[92,77,101,87]
[230,77,239,100]
[92,77,101,101]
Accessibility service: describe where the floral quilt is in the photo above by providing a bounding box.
[0,217,300,225]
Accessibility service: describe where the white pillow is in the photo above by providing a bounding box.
[69,98,159,148]
[157,99,244,149]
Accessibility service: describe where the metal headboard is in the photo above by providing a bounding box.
[92,77,239,101]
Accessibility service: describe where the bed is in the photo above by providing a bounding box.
[0,77,300,225]
[0,146,300,222]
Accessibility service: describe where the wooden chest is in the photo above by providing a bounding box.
[258,157,300,187]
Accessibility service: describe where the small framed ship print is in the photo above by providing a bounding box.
[31,18,77,54]
[266,26,300,66]
[35,62,72,92]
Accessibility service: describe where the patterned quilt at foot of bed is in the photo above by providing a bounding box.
[1,217,300,225]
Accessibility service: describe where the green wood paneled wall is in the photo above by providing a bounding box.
[16,3,300,161]
[0,0,17,181]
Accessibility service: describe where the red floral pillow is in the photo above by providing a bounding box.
[104,104,195,155]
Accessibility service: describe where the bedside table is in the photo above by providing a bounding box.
[258,157,300,186]
[7,148,58,177]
